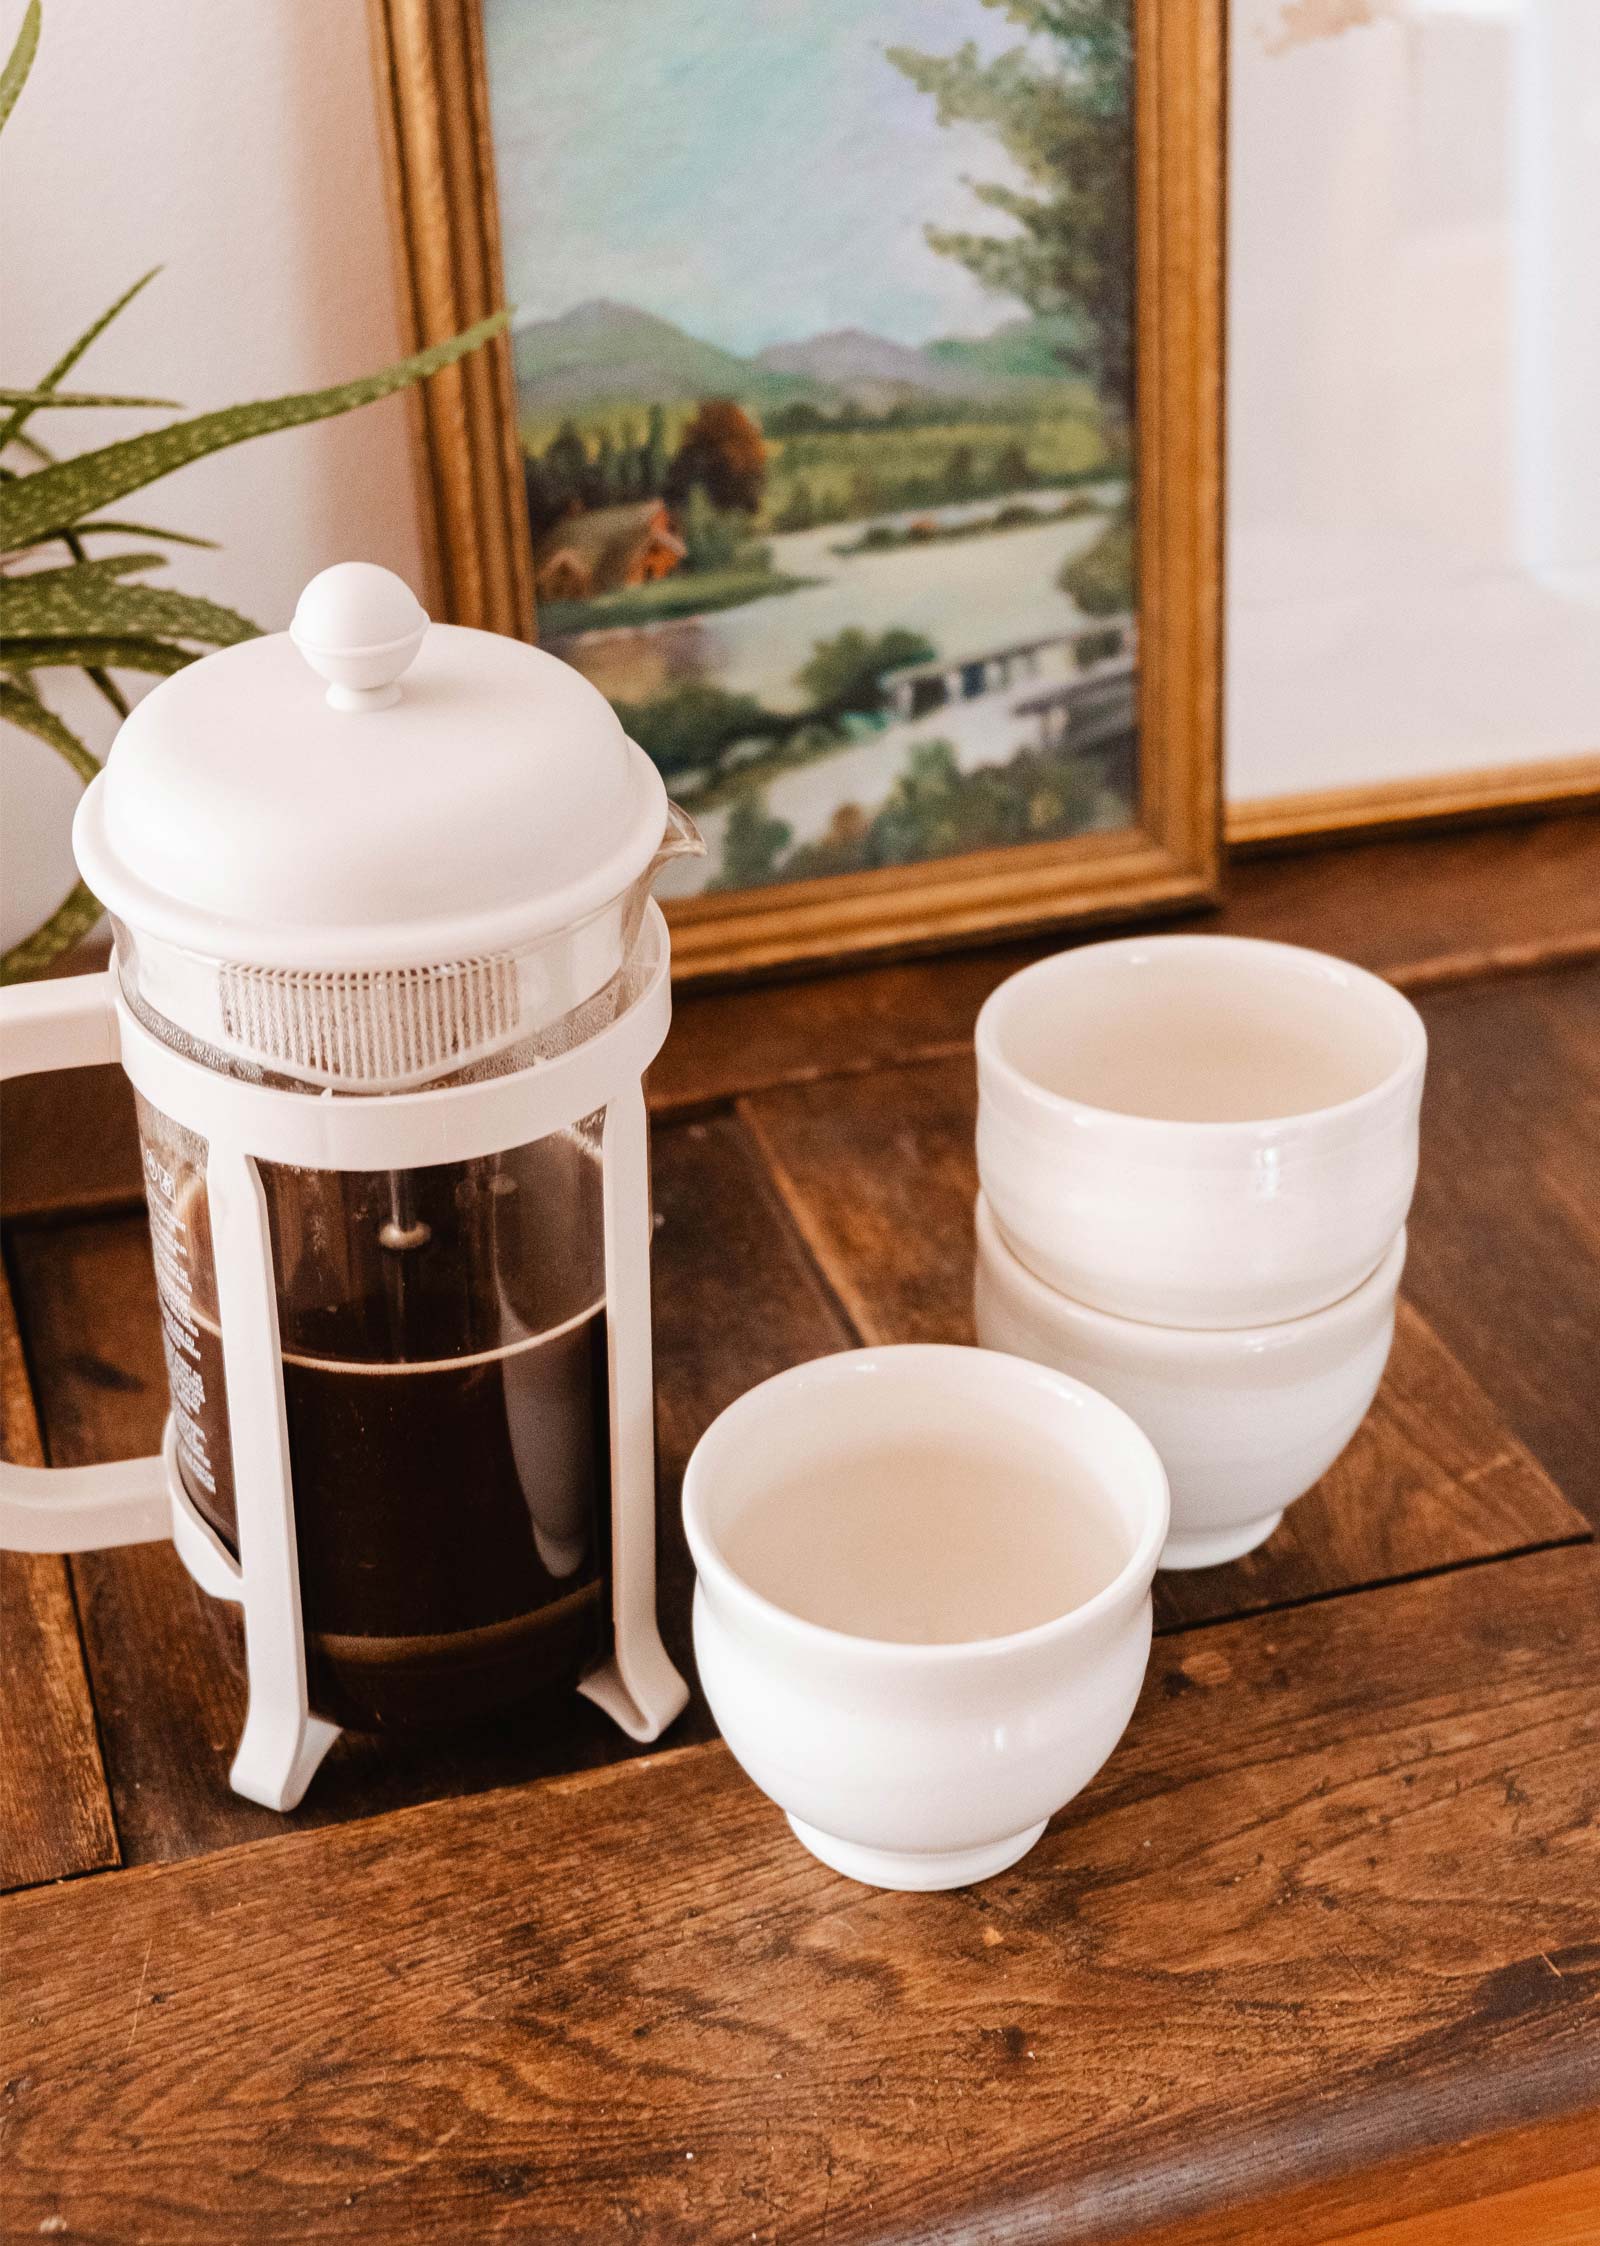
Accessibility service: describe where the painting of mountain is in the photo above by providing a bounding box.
[927,313,1090,384]
[754,328,979,402]
[511,300,794,413]
[512,301,1077,421]
[484,0,1139,907]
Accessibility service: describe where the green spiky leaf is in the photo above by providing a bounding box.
[3,634,196,678]
[1,881,101,984]
[46,544,148,717]
[0,677,107,978]
[0,566,257,646]
[0,308,510,550]
[0,676,100,784]
[0,387,179,410]
[66,516,218,549]
[0,269,162,456]
[18,549,168,583]
[86,671,127,720]
[0,0,41,135]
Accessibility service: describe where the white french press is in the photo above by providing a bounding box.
[0,564,700,1810]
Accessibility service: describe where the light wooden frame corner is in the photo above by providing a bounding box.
[1227,754,1600,852]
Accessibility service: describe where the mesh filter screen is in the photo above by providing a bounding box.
[219,957,522,1086]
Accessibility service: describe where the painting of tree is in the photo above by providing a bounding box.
[890,1,1135,433]
[666,399,769,514]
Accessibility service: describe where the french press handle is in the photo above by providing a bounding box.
[0,972,171,1552]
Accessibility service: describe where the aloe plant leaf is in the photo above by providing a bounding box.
[17,549,168,583]
[0,614,109,985]
[48,538,154,715]
[0,0,40,135]
[0,269,163,457]
[66,516,218,549]
[3,555,172,657]
[74,661,129,722]
[43,537,135,715]
[1,881,102,984]
[3,635,196,677]
[0,675,101,784]
[0,308,509,550]
[0,387,180,410]
[0,569,258,646]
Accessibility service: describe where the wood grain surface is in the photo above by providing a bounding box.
[4,1542,1597,2246]
[3,818,1597,2239]
[1125,2108,1600,2246]
[3,1115,850,1867]
[0,1055,133,1223]
[740,1051,1589,1632]
[1329,2160,1600,2246]
[0,1256,118,1892]
[1402,964,1600,1527]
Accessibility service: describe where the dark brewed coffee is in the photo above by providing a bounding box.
[143,1112,614,1731]
[182,1303,610,1730]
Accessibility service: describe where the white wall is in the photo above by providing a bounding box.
[0,0,425,949]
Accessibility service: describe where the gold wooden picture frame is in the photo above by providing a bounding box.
[369,0,1223,978]
[1227,753,1600,853]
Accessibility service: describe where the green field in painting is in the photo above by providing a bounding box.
[518,397,1110,535]
[538,562,817,638]
[765,402,1107,525]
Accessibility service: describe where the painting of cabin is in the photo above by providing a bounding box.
[532,500,686,604]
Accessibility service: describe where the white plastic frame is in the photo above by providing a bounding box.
[0,906,687,1810]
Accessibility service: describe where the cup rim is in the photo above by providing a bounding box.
[682,1342,1170,1664]
[975,1193,1409,1348]
[975,933,1428,1138]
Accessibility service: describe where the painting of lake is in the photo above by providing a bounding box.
[483,0,1138,898]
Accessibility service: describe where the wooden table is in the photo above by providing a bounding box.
[4,814,1599,2245]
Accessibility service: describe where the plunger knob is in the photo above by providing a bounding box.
[290,562,429,713]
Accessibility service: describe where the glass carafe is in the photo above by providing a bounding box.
[134,1090,613,1728]
[114,811,693,1734]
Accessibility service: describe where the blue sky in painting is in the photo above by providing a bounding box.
[482,0,1037,354]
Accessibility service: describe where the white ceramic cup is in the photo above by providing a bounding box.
[975,934,1426,1329]
[683,1344,1169,1892]
[974,1194,1405,1569]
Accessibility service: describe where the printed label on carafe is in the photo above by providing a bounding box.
[143,1146,218,1497]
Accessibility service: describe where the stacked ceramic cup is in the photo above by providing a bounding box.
[974,935,1427,1568]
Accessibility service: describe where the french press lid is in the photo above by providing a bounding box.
[76,563,667,967]
[73,564,672,1087]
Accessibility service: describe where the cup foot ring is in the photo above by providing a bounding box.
[786,1814,1049,1891]
[1160,1511,1284,1571]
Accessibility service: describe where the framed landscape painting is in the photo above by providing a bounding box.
[371,0,1222,975]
